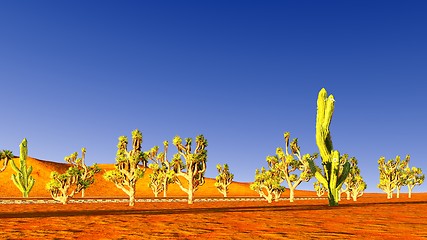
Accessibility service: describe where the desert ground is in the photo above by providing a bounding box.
[0,157,426,239]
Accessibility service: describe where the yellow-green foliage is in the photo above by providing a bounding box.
[171,135,208,204]
[47,149,100,204]
[250,167,285,203]
[146,141,175,198]
[267,132,317,202]
[313,180,327,197]
[214,164,234,197]
[308,88,350,206]
[403,166,424,198]
[10,139,35,198]
[343,156,367,201]
[377,155,409,199]
[103,129,147,206]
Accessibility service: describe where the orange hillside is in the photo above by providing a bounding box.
[0,157,319,198]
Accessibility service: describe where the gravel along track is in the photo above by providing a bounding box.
[0,197,327,204]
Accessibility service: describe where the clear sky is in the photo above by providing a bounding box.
[1,1,426,193]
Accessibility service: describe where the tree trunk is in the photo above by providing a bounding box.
[352,192,358,201]
[129,186,135,206]
[289,188,295,203]
[387,191,392,199]
[81,189,85,198]
[346,191,350,200]
[408,186,413,198]
[163,181,168,198]
[396,187,400,198]
[187,177,194,204]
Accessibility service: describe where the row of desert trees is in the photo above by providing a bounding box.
[0,132,235,206]
[378,155,424,198]
[103,130,210,206]
[1,89,424,207]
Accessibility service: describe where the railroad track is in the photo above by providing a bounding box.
[0,196,327,204]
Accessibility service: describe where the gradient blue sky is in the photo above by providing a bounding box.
[1,1,426,193]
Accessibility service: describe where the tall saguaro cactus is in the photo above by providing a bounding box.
[309,88,350,206]
[10,139,35,198]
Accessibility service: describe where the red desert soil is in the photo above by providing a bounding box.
[0,157,426,239]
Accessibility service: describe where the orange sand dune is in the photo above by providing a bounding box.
[0,157,316,198]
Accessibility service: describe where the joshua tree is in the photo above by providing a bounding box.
[268,132,317,202]
[313,180,327,197]
[250,167,285,203]
[346,157,367,201]
[10,139,35,198]
[214,164,234,197]
[377,155,408,199]
[395,156,410,198]
[403,166,425,198]
[338,155,367,201]
[308,88,350,206]
[64,148,99,197]
[146,141,174,197]
[171,135,208,204]
[0,149,13,173]
[46,149,100,204]
[104,129,147,206]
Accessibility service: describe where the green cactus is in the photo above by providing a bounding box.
[10,139,35,198]
[308,88,350,206]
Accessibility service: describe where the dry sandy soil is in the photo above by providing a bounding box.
[0,157,426,239]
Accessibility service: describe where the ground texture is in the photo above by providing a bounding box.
[0,193,426,239]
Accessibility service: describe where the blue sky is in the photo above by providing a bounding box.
[1,1,426,193]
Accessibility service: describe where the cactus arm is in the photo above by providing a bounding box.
[9,159,19,173]
[337,161,351,188]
